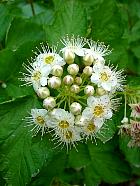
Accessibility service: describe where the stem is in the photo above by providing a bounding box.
[124,92,127,118]
[28,0,35,16]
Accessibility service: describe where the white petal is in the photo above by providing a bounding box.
[91,73,100,84]
[40,77,47,86]
[100,95,110,106]
[93,63,104,72]
[105,109,112,119]
[101,82,112,91]
[75,48,85,56]
[94,118,104,128]
[82,107,93,119]
[41,66,51,76]
[87,96,97,106]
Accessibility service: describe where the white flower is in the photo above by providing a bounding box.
[61,35,87,57]
[34,45,65,69]
[84,40,111,64]
[26,109,48,136]
[129,103,140,118]
[91,63,124,92]
[82,95,113,123]
[47,108,75,133]
[75,115,104,140]
[53,126,81,151]
[21,63,51,90]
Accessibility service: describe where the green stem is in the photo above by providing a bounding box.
[28,0,35,16]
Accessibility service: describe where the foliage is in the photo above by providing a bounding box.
[0,0,140,185]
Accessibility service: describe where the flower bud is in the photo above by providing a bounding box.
[75,115,85,127]
[75,76,82,85]
[83,54,94,66]
[70,84,80,94]
[63,49,75,64]
[96,87,107,96]
[121,117,129,124]
[83,66,92,76]
[37,87,50,99]
[43,97,56,110]
[1,82,7,88]
[84,85,95,96]
[70,102,82,115]
[67,64,79,76]
[63,75,74,85]
[48,76,61,89]
[51,65,63,77]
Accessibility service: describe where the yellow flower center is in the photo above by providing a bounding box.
[32,71,41,81]
[100,72,109,81]
[65,131,73,139]
[93,105,104,117]
[44,55,54,64]
[59,120,69,129]
[87,122,96,132]
[36,116,45,125]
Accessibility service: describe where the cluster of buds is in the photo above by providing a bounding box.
[21,35,125,150]
[120,103,140,148]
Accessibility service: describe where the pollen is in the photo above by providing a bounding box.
[44,55,55,64]
[65,131,73,139]
[100,72,109,81]
[87,122,96,132]
[59,120,70,129]
[32,71,41,81]
[36,116,45,125]
[93,105,104,117]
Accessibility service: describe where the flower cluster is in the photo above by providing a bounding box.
[120,103,140,148]
[21,35,125,150]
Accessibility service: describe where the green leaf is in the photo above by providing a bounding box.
[131,45,140,59]
[97,106,124,143]
[129,21,140,42]
[6,17,46,50]
[90,0,123,42]
[0,41,42,103]
[0,4,13,41]
[0,49,18,81]
[0,96,53,186]
[68,143,91,168]
[45,0,87,46]
[29,151,67,186]
[87,139,131,184]
[84,165,101,186]
[119,135,140,167]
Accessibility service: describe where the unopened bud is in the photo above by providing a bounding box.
[121,117,129,124]
[75,77,82,85]
[96,87,107,96]
[37,87,50,99]
[70,102,82,115]
[84,85,94,96]
[67,64,79,76]
[48,76,61,89]
[43,97,56,110]
[70,84,80,94]
[83,66,92,76]
[63,49,75,64]
[51,65,63,77]
[83,54,94,66]
[63,75,74,85]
